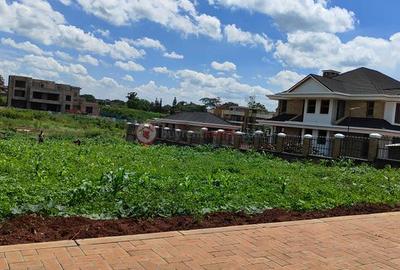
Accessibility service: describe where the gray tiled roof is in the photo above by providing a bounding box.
[338,117,400,131]
[309,67,400,95]
[164,112,232,125]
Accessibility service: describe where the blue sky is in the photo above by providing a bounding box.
[0,0,399,109]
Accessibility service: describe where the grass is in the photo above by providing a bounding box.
[0,107,126,140]
[0,136,399,220]
[100,106,165,123]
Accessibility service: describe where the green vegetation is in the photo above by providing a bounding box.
[0,137,399,220]
[0,107,125,139]
[100,105,165,123]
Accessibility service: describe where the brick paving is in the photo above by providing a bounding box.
[1,212,400,269]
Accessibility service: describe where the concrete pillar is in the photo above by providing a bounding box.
[302,134,313,157]
[175,129,182,142]
[162,127,170,140]
[154,126,160,139]
[332,133,345,159]
[187,130,194,144]
[215,129,224,146]
[233,131,244,149]
[125,122,136,142]
[368,133,382,162]
[200,127,208,144]
[254,130,264,149]
[276,133,286,153]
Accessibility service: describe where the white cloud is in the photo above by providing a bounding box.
[78,54,99,66]
[122,75,134,82]
[59,0,72,5]
[153,66,170,74]
[21,55,88,76]
[128,37,166,51]
[211,61,236,72]
[132,68,274,108]
[72,74,128,100]
[94,28,110,38]
[1,38,48,56]
[224,24,273,52]
[163,51,184,59]
[274,31,400,72]
[115,61,145,72]
[0,59,20,79]
[70,0,222,40]
[0,0,144,61]
[55,51,73,61]
[210,0,356,33]
[267,70,305,91]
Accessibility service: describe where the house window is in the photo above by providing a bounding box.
[395,103,400,124]
[367,101,374,117]
[307,100,316,114]
[65,104,71,111]
[85,106,93,114]
[280,100,287,113]
[15,80,26,88]
[14,90,25,97]
[320,100,330,114]
[66,95,71,101]
[32,92,43,99]
[336,100,346,120]
[317,130,327,145]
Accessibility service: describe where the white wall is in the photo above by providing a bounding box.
[303,99,334,125]
[384,102,397,124]
[293,78,331,94]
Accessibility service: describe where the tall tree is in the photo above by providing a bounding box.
[172,97,177,107]
[0,75,4,87]
[200,97,221,109]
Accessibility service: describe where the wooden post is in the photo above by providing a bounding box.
[302,134,313,157]
[276,133,286,153]
[332,133,345,159]
[254,130,264,149]
[233,131,244,149]
[200,127,208,144]
[368,133,382,162]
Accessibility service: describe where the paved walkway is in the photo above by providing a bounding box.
[1,212,400,270]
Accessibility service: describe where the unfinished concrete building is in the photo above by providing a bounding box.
[7,75,99,115]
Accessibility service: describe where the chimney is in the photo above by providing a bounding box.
[322,70,340,79]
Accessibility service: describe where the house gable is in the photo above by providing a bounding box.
[289,77,332,94]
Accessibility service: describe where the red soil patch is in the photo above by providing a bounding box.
[0,204,399,245]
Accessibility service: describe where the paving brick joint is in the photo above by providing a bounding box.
[0,212,400,269]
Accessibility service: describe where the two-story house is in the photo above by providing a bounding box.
[261,67,400,158]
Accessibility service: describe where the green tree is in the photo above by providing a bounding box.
[0,75,4,88]
[80,94,96,102]
[200,97,221,109]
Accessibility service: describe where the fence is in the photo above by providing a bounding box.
[127,124,400,164]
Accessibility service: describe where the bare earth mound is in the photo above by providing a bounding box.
[0,204,399,246]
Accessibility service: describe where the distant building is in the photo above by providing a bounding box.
[212,105,274,132]
[153,112,240,132]
[7,75,99,115]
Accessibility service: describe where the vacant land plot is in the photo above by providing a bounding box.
[0,137,399,220]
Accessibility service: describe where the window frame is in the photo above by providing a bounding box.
[367,101,375,118]
[395,103,400,124]
[320,100,330,114]
[307,100,316,114]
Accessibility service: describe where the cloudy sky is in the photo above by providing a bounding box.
[0,0,399,109]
